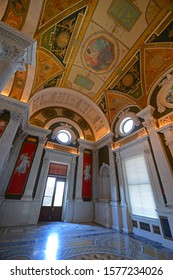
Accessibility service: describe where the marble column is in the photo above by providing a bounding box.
[0,40,26,93]
[64,155,77,222]
[108,143,122,230]
[0,110,23,173]
[92,149,99,201]
[21,137,46,201]
[116,150,132,232]
[34,156,50,201]
[66,156,77,201]
[75,146,84,200]
[161,125,173,158]
[137,106,173,207]
[108,143,119,202]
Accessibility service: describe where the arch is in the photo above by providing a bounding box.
[29,87,110,141]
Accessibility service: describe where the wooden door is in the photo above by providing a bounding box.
[39,176,65,221]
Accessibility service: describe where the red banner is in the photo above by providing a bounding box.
[6,138,38,196]
[82,151,92,200]
[0,119,8,137]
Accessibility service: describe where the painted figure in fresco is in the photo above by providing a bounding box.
[15,153,31,175]
[83,164,91,181]
[85,37,114,71]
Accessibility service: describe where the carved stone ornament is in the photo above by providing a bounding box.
[0,40,26,71]
[10,110,23,121]
[0,21,36,65]
[157,73,173,113]
[142,117,157,130]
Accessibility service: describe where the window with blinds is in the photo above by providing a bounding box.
[123,154,158,219]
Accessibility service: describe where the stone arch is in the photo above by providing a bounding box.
[29,87,110,141]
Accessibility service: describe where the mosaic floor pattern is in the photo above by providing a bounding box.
[0,222,173,260]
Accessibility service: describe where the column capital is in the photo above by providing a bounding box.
[0,40,26,72]
[0,21,36,66]
[10,110,23,122]
[0,109,4,116]
[143,141,151,154]
[142,118,157,130]
[137,105,155,120]
[39,136,47,145]
[107,141,113,150]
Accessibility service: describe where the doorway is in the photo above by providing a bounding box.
[39,176,66,221]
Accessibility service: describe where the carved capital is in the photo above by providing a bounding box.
[142,117,157,130]
[0,109,4,116]
[107,142,113,150]
[143,142,151,154]
[39,136,47,145]
[0,40,26,72]
[165,138,173,148]
[115,150,121,163]
[10,110,23,121]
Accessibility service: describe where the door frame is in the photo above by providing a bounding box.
[39,175,67,221]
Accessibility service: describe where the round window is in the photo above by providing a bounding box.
[120,117,134,135]
[57,130,71,144]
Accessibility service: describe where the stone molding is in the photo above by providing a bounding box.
[0,21,36,65]
[0,40,26,71]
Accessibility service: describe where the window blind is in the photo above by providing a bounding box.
[124,155,158,219]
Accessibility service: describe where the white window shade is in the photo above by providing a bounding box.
[124,155,158,219]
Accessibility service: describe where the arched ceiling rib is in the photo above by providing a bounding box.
[29,87,110,141]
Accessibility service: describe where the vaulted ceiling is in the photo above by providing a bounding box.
[1,0,173,142]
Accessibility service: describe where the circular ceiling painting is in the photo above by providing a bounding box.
[82,32,118,74]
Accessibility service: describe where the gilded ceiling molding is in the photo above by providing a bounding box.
[29,87,110,141]
[2,0,31,30]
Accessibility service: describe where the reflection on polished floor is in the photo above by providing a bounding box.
[0,222,173,260]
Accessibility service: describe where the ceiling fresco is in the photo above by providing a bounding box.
[1,0,173,142]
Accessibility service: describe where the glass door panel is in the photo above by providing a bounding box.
[42,177,56,206]
[53,181,65,207]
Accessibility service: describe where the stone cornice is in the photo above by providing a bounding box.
[0,21,36,65]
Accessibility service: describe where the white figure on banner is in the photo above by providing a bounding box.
[15,153,31,175]
[83,164,91,181]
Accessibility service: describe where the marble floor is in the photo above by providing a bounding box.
[0,222,173,260]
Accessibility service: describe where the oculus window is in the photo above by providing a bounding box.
[57,130,71,144]
[120,117,134,135]
[115,110,140,138]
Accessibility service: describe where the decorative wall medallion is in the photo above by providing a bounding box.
[82,32,118,74]
[157,73,173,112]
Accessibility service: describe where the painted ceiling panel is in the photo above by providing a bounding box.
[1,0,173,141]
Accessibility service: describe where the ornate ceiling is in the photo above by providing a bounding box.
[1,0,173,142]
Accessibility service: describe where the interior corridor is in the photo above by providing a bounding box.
[0,222,173,260]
